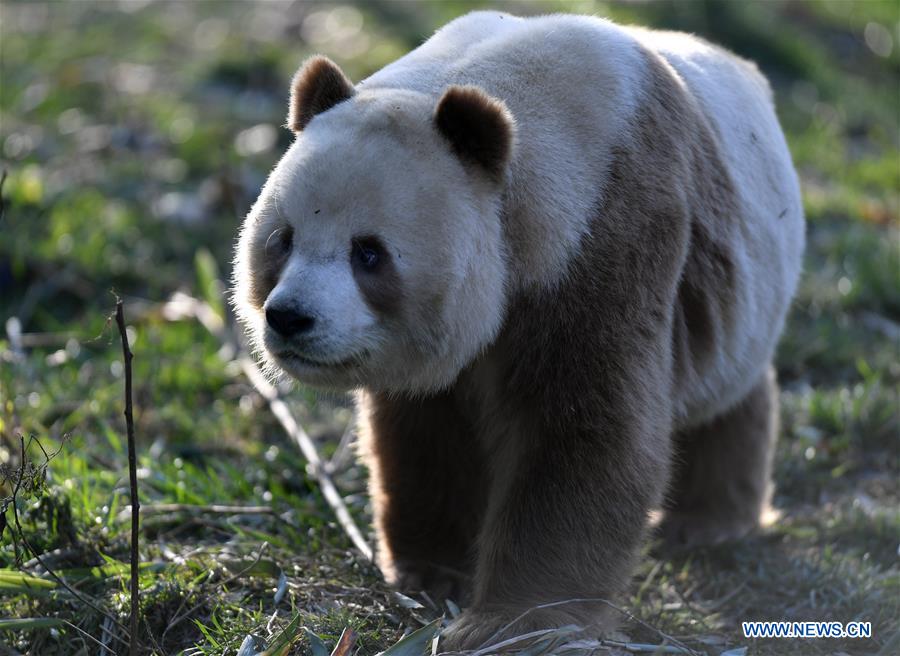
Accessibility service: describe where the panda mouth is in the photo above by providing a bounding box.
[277,350,367,369]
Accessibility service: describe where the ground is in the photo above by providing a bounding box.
[0,1,897,655]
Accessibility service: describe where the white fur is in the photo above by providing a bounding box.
[237,88,508,393]
[263,255,376,362]
[362,11,646,289]
[235,11,804,415]
[625,28,805,423]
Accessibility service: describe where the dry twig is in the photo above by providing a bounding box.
[10,436,131,646]
[115,299,141,656]
[160,542,270,646]
[163,292,374,562]
[473,597,701,656]
[239,357,374,562]
[116,503,278,521]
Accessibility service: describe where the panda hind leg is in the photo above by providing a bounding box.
[660,365,778,548]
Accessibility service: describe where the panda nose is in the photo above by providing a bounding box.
[265,305,316,338]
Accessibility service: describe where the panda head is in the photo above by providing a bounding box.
[233,56,516,393]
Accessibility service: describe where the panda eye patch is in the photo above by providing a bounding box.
[265,225,294,257]
[351,236,385,272]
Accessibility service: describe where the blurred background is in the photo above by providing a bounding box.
[1,1,897,655]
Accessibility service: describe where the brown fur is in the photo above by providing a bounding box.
[246,225,292,310]
[360,47,779,647]
[662,366,778,547]
[351,240,405,317]
[434,85,515,181]
[669,111,745,422]
[358,390,486,601]
[288,56,355,132]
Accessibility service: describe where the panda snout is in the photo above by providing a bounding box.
[265,304,316,338]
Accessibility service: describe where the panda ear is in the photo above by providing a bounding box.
[287,56,355,132]
[434,85,515,181]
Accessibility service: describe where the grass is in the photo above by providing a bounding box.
[1,1,898,654]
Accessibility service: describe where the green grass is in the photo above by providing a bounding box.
[1,1,898,654]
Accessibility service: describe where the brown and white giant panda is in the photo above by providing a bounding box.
[232,11,805,649]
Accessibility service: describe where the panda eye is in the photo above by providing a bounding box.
[265,226,293,257]
[351,237,385,272]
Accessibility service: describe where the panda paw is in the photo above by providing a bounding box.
[385,559,469,607]
[438,609,588,653]
[658,511,757,549]
[438,611,518,653]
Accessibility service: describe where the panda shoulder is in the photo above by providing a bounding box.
[429,11,522,47]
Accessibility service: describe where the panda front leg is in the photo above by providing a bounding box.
[441,394,672,651]
[357,389,487,603]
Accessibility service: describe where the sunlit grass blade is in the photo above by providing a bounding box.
[0,617,64,630]
[378,619,442,656]
[0,570,57,594]
[258,613,304,656]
